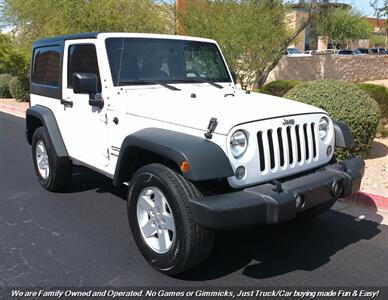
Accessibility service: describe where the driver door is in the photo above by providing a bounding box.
[59,40,109,169]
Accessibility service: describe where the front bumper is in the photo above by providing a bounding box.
[189,156,365,229]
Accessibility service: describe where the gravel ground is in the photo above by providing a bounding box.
[361,137,388,196]
[357,80,388,196]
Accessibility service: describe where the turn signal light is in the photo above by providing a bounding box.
[180,161,190,173]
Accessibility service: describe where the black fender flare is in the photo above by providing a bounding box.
[333,120,353,148]
[25,105,68,157]
[113,128,234,185]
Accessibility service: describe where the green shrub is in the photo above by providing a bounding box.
[0,74,13,98]
[356,83,388,130]
[285,80,380,159]
[8,76,29,102]
[259,80,302,97]
[356,83,388,137]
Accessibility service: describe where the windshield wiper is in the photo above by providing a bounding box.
[190,78,224,89]
[118,80,181,91]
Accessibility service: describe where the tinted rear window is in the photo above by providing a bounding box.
[32,45,61,86]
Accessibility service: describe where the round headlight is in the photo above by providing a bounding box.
[319,117,330,140]
[230,130,248,158]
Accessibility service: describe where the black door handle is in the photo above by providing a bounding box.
[60,99,73,107]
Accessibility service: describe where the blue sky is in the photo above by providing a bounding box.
[331,0,383,17]
[288,0,383,17]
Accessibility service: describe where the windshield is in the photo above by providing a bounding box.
[105,38,231,86]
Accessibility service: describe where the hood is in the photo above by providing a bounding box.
[117,84,325,135]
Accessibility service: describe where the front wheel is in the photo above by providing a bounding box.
[127,163,214,275]
[32,127,72,191]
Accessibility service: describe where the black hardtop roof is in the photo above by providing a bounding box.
[32,32,99,48]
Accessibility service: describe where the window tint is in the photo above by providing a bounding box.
[32,45,61,86]
[105,38,231,86]
[68,44,101,92]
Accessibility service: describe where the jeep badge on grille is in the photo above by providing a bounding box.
[283,118,295,126]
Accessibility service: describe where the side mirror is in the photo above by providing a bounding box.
[230,71,237,83]
[72,72,98,94]
[72,72,103,109]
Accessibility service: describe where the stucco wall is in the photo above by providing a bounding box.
[266,55,388,84]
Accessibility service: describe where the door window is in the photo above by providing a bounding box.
[67,44,101,92]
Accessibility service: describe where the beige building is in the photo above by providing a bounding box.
[287,2,387,51]
[287,2,351,52]
[366,17,387,48]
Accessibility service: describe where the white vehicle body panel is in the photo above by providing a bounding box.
[107,86,325,135]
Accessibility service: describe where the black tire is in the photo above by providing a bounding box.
[296,199,337,220]
[127,163,214,275]
[32,127,72,191]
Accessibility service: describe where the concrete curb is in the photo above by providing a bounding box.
[345,192,388,212]
[0,103,27,118]
[0,104,27,113]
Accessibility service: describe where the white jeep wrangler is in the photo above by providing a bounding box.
[26,32,364,275]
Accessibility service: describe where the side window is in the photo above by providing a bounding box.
[67,44,101,92]
[32,45,61,86]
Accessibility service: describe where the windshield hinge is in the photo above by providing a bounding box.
[204,117,218,139]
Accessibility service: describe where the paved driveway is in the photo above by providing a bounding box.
[1,111,388,289]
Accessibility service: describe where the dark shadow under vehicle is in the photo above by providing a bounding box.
[61,167,383,281]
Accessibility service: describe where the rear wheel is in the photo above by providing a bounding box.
[127,163,214,275]
[32,127,72,191]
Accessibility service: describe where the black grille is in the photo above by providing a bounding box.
[257,122,318,172]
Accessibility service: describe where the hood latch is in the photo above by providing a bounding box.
[204,118,218,139]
